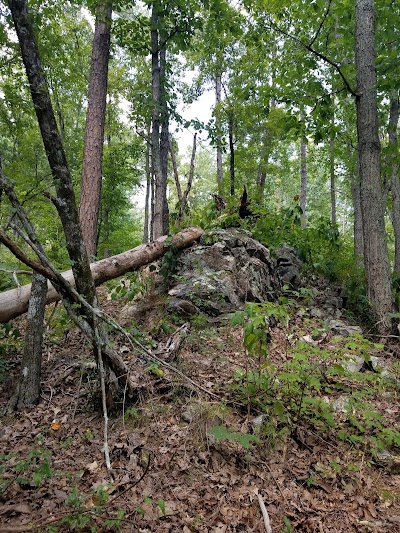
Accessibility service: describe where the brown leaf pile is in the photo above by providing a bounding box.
[1,289,400,532]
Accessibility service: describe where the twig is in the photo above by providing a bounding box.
[0,269,32,276]
[255,489,272,533]
[266,18,357,97]
[308,0,332,48]
[72,371,83,422]
[94,325,112,477]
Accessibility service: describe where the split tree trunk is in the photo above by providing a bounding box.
[79,1,112,258]
[0,227,204,323]
[355,0,393,333]
[170,133,197,226]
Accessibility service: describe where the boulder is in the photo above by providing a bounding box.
[274,246,302,289]
[168,228,281,315]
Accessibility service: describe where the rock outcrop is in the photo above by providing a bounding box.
[168,228,281,315]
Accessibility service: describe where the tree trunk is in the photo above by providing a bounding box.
[8,0,129,397]
[8,272,47,411]
[349,155,364,267]
[143,123,152,243]
[215,74,224,195]
[300,135,307,227]
[79,1,112,259]
[355,0,393,333]
[159,46,169,235]
[151,9,169,239]
[0,227,204,323]
[228,112,235,196]
[8,0,96,306]
[388,91,400,274]
[330,134,337,227]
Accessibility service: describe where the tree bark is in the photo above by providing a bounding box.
[8,0,95,306]
[300,135,307,227]
[215,74,224,195]
[355,0,393,333]
[79,1,112,259]
[151,8,169,239]
[0,227,204,323]
[159,45,170,235]
[228,111,235,196]
[349,153,364,267]
[7,272,47,411]
[330,134,337,227]
[143,123,152,243]
[388,91,400,274]
[7,0,128,397]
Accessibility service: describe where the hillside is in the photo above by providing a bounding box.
[1,250,400,532]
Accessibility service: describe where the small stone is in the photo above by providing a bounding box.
[250,414,267,429]
[328,319,362,337]
[181,405,197,423]
[344,354,364,373]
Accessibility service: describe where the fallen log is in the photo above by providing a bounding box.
[0,227,203,323]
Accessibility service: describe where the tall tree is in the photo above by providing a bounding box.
[300,133,307,227]
[6,0,135,411]
[150,5,169,239]
[388,91,400,274]
[79,1,112,258]
[355,0,393,332]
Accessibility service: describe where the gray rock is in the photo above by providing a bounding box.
[322,394,352,413]
[343,354,364,373]
[167,298,200,317]
[328,319,362,337]
[275,246,302,289]
[324,296,343,309]
[310,307,323,318]
[169,228,280,315]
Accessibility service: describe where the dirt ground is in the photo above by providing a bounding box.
[1,287,400,532]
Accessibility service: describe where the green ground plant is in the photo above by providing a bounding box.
[228,299,400,455]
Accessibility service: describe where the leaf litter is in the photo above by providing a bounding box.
[1,286,400,532]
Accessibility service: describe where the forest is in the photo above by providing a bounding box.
[1,0,400,531]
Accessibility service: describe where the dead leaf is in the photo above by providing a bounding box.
[13,503,32,514]
[85,461,99,473]
[51,419,61,431]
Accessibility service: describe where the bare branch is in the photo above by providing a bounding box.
[267,19,357,97]
[308,0,332,48]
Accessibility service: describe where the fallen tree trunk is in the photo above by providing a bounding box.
[0,227,203,323]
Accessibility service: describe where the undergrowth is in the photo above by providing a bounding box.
[221,299,400,457]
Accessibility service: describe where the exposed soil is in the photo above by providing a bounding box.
[1,285,400,532]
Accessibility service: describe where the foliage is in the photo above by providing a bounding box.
[229,298,400,455]
[159,236,178,287]
[209,425,260,448]
[0,321,22,366]
[0,446,52,496]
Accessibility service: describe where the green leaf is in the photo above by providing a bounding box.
[272,401,285,418]
[156,499,166,515]
[209,426,260,448]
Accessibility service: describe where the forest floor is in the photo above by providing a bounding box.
[1,281,400,532]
